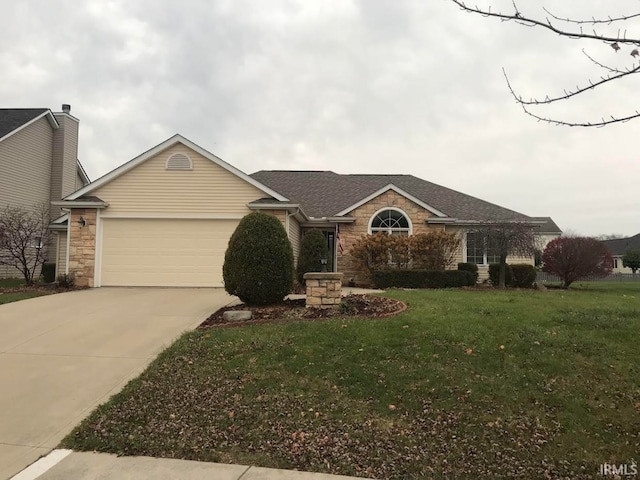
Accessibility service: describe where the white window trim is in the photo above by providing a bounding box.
[465,231,499,266]
[367,207,413,235]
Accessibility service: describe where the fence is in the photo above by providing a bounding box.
[536,272,640,283]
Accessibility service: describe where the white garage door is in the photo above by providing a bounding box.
[100,218,238,287]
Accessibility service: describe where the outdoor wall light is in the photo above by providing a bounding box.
[78,216,87,228]
[320,253,328,273]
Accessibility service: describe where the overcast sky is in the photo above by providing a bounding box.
[2,0,638,236]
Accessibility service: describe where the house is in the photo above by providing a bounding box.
[0,105,90,278]
[601,233,640,273]
[53,134,557,287]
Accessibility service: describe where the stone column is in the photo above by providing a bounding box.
[68,208,97,287]
[303,272,343,309]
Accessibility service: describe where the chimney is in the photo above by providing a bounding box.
[62,104,71,114]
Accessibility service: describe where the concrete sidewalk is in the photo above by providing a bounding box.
[15,451,370,480]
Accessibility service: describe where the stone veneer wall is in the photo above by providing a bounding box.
[304,273,343,308]
[337,190,445,286]
[68,208,97,287]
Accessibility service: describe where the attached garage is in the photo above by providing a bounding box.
[100,218,238,287]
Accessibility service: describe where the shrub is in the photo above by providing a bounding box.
[457,262,479,283]
[41,263,56,283]
[56,273,75,289]
[410,231,461,270]
[223,212,294,305]
[372,270,475,289]
[542,236,613,288]
[511,264,537,288]
[489,263,513,287]
[296,229,329,284]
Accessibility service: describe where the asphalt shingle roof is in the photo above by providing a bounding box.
[530,217,562,234]
[602,233,640,256]
[0,109,49,139]
[250,170,531,222]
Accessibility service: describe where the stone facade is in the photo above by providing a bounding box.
[67,208,97,287]
[336,190,446,286]
[303,272,343,309]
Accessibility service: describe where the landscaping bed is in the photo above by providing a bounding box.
[200,294,406,328]
[63,285,640,479]
[0,279,79,305]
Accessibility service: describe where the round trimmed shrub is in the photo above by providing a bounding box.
[223,212,294,305]
[296,229,329,284]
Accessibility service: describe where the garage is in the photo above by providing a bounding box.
[100,218,238,287]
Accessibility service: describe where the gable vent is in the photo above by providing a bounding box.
[166,153,193,170]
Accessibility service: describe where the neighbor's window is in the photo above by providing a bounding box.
[614,258,618,269]
[369,208,411,236]
[466,231,500,265]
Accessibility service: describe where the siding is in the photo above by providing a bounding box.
[289,216,302,264]
[93,144,267,216]
[0,116,53,211]
[51,114,79,219]
[57,231,68,276]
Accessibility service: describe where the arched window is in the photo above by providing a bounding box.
[368,208,412,235]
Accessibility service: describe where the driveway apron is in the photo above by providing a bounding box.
[0,287,233,480]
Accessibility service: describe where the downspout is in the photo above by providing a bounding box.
[63,209,71,275]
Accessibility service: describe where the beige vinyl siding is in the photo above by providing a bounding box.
[444,225,465,268]
[51,114,79,203]
[100,218,237,287]
[56,231,68,276]
[93,144,267,216]
[76,170,86,191]
[0,116,53,211]
[289,216,302,264]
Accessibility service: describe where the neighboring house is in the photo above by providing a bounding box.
[53,134,557,288]
[0,105,90,278]
[601,233,640,273]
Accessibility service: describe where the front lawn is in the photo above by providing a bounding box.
[63,284,640,479]
[0,278,51,304]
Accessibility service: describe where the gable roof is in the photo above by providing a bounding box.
[250,171,531,222]
[601,233,640,256]
[530,217,562,234]
[66,134,288,202]
[0,109,58,142]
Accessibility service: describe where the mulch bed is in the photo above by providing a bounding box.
[199,294,406,329]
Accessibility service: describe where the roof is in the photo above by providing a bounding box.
[530,217,562,234]
[601,233,640,256]
[250,170,531,222]
[0,108,57,140]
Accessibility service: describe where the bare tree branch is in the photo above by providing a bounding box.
[449,1,640,127]
[542,7,640,26]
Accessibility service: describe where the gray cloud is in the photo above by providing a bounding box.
[2,0,638,235]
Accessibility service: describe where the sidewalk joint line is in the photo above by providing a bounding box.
[237,465,252,479]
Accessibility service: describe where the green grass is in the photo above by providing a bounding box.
[0,291,48,304]
[62,284,640,479]
[0,278,25,289]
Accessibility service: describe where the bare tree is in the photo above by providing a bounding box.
[0,203,51,285]
[449,1,640,126]
[472,222,538,287]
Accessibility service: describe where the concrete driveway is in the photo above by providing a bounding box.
[0,287,234,480]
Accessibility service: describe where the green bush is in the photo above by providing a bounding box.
[296,229,328,284]
[41,263,56,283]
[223,212,294,305]
[457,262,479,283]
[511,264,537,288]
[488,263,513,287]
[372,270,475,289]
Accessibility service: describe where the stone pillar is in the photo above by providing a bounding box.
[303,272,343,309]
[68,208,97,287]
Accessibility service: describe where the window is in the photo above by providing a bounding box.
[614,258,618,269]
[30,236,43,249]
[369,208,411,236]
[466,231,500,265]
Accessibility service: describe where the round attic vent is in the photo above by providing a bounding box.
[166,153,193,170]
